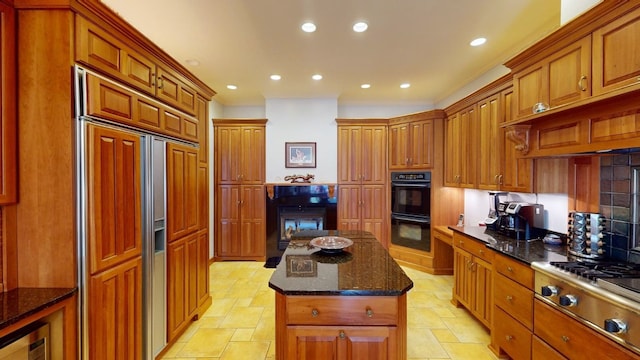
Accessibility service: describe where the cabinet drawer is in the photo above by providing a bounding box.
[532,335,567,360]
[494,307,532,360]
[454,234,493,263]
[534,299,639,359]
[494,254,533,289]
[494,273,533,329]
[286,296,398,326]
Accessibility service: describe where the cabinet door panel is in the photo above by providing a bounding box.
[410,120,433,169]
[87,125,142,275]
[241,185,266,257]
[593,9,640,95]
[89,257,142,360]
[338,185,361,230]
[156,66,197,115]
[217,185,241,257]
[287,326,394,360]
[388,124,409,169]
[500,89,532,192]
[361,126,387,183]
[186,234,199,317]
[197,230,210,306]
[337,126,363,183]
[240,127,266,184]
[167,238,188,341]
[167,143,199,241]
[547,36,591,107]
[215,127,241,183]
[477,94,500,190]
[0,2,16,204]
[361,185,386,242]
[513,65,546,118]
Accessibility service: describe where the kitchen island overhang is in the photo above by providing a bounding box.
[269,230,413,360]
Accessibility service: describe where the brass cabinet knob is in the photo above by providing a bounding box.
[339,330,346,339]
[311,308,319,317]
[366,308,374,318]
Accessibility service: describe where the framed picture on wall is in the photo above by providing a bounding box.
[285,142,316,168]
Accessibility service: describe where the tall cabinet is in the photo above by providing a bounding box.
[336,119,388,245]
[214,119,267,261]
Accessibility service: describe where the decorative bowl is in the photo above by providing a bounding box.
[309,236,353,252]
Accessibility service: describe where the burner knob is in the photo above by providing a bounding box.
[559,294,578,307]
[604,319,627,334]
[541,285,559,297]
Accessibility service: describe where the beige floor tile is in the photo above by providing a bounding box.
[177,328,235,357]
[203,298,236,317]
[231,328,255,341]
[406,328,448,358]
[441,342,499,360]
[219,306,264,328]
[219,341,270,360]
[431,328,460,343]
[408,307,448,329]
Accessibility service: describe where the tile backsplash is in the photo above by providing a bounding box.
[600,152,640,262]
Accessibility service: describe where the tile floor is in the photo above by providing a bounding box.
[160,261,499,360]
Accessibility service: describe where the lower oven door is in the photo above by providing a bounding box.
[390,214,431,252]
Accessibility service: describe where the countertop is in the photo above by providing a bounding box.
[268,230,414,296]
[449,225,569,264]
[0,287,77,331]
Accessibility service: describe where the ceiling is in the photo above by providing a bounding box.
[100,0,561,107]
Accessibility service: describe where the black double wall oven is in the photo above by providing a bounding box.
[390,171,431,252]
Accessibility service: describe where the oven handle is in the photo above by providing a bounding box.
[391,214,431,224]
[391,182,430,187]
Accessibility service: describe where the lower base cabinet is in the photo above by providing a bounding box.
[275,293,406,360]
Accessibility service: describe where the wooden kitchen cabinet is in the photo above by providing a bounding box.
[214,120,266,185]
[336,119,388,245]
[388,114,435,170]
[477,93,501,190]
[445,106,477,188]
[592,8,640,96]
[499,87,532,192]
[86,124,142,275]
[511,35,591,118]
[167,142,199,242]
[337,121,387,184]
[76,16,198,115]
[0,1,16,205]
[491,253,534,359]
[216,184,266,260]
[89,257,142,360]
[337,184,386,243]
[534,299,639,360]
[276,293,404,360]
[452,233,493,328]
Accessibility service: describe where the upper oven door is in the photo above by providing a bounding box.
[391,182,431,217]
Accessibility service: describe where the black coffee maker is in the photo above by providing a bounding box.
[499,202,545,240]
[485,192,508,231]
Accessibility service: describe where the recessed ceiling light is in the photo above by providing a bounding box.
[353,22,368,33]
[361,84,371,89]
[301,22,317,33]
[270,74,282,80]
[312,74,323,80]
[185,59,200,66]
[470,37,487,46]
[227,84,237,90]
[400,83,411,89]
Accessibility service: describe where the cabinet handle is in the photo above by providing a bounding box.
[405,158,409,165]
[311,308,319,317]
[506,295,513,302]
[494,175,499,184]
[479,249,484,255]
[151,73,156,86]
[339,330,346,339]
[366,308,374,318]
[562,335,570,343]
[498,174,503,185]
[505,335,513,342]
[507,266,513,272]
[578,75,587,91]
[158,77,164,89]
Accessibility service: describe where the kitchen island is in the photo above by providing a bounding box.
[269,230,413,360]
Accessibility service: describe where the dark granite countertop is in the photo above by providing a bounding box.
[0,288,77,331]
[449,225,568,264]
[268,230,414,296]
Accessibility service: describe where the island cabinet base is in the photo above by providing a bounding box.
[275,293,407,360]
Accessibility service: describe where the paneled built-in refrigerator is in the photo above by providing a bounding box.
[75,67,189,359]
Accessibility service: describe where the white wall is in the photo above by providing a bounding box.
[464,189,569,233]
[561,0,602,25]
[265,98,339,183]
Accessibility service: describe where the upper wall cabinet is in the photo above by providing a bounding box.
[76,16,198,116]
[505,2,640,124]
[512,35,591,119]
[389,112,437,170]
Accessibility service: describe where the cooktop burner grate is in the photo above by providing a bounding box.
[549,261,640,281]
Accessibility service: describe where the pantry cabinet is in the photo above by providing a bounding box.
[167,142,199,242]
[452,233,493,328]
[214,119,267,260]
[336,119,388,245]
[0,1,16,205]
[388,115,434,170]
